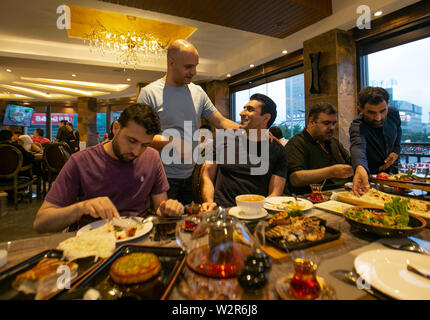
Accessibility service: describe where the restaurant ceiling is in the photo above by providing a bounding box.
[98,0,333,38]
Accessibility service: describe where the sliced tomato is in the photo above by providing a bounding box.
[377,172,389,180]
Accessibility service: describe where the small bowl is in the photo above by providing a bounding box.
[235,194,265,217]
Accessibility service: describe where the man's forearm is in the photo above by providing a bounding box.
[34,201,84,233]
[201,176,215,203]
[290,167,332,187]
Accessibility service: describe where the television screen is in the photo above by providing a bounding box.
[2,104,34,126]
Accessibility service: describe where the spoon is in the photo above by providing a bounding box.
[407,263,430,280]
[382,240,428,255]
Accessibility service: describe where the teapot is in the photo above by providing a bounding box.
[176,207,262,279]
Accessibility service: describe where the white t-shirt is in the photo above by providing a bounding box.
[137,79,218,179]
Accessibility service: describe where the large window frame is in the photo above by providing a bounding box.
[230,64,304,125]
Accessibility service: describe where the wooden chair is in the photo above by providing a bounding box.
[43,143,70,190]
[0,144,33,209]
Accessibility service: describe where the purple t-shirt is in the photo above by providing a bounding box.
[45,143,169,217]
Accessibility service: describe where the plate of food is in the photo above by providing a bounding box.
[77,217,153,243]
[264,196,313,212]
[342,197,426,237]
[0,249,99,300]
[247,210,341,253]
[53,244,185,300]
[337,188,430,224]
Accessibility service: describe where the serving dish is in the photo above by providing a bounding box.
[53,244,185,300]
[0,249,99,300]
[342,206,426,237]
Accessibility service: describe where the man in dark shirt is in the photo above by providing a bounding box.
[55,120,69,142]
[200,93,287,209]
[350,86,401,196]
[286,102,353,195]
[0,129,34,166]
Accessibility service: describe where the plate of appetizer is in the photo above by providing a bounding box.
[264,196,313,212]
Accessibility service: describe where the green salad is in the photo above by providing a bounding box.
[344,197,411,229]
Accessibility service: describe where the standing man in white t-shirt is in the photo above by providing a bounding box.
[137,39,239,204]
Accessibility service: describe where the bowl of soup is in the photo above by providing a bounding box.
[235,194,266,216]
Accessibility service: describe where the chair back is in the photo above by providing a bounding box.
[0,144,23,179]
[43,143,70,173]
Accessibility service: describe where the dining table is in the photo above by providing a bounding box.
[1,188,430,301]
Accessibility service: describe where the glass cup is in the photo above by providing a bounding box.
[309,184,324,203]
[289,250,321,300]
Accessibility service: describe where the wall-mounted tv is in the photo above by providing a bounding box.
[2,104,34,126]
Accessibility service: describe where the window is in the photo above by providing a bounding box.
[231,73,305,139]
[363,37,430,144]
[97,113,107,142]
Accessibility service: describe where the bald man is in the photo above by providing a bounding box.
[137,39,239,204]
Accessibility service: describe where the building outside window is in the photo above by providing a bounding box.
[232,73,305,139]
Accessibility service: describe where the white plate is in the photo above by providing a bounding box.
[264,196,313,212]
[77,217,153,243]
[314,200,355,215]
[228,207,268,220]
[354,249,430,300]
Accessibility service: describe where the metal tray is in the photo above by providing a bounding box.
[247,218,341,252]
[53,244,185,300]
[0,249,99,300]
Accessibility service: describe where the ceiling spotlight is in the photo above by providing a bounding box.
[282,50,288,54]
[250,64,255,68]
[226,74,231,78]
[126,78,131,81]
[72,74,76,77]
[374,10,383,16]
[6,69,12,73]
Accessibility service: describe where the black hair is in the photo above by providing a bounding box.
[60,120,68,125]
[0,129,12,142]
[67,122,73,129]
[308,102,337,122]
[249,93,277,128]
[358,87,389,108]
[118,104,161,135]
[35,128,44,137]
[269,126,283,139]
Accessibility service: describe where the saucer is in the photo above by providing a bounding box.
[275,273,336,300]
[228,207,268,220]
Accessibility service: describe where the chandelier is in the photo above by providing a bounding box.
[85,22,168,68]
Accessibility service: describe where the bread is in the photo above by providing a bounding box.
[13,258,78,299]
[110,253,161,285]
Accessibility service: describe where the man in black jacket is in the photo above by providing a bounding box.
[55,120,69,143]
[349,87,402,196]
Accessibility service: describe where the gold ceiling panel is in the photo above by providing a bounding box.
[66,4,197,47]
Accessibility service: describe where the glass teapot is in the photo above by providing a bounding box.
[176,207,262,279]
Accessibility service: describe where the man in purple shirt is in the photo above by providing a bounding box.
[34,104,184,233]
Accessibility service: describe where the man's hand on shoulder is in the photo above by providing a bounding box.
[79,197,120,220]
[158,199,184,217]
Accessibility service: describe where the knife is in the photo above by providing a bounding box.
[331,270,391,300]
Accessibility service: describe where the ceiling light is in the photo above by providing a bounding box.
[126,78,131,82]
[72,74,76,77]
[6,69,12,73]
[20,77,129,92]
[0,93,33,99]
[282,50,288,54]
[250,64,255,68]
[13,81,110,97]
[226,74,231,78]
[0,84,73,99]
[374,10,383,16]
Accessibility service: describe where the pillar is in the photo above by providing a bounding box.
[303,29,357,149]
[205,80,230,119]
[77,97,98,148]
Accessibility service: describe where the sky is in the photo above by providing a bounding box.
[368,37,430,123]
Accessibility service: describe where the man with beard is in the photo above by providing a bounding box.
[286,102,353,195]
[200,93,287,209]
[350,87,402,196]
[34,104,184,233]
